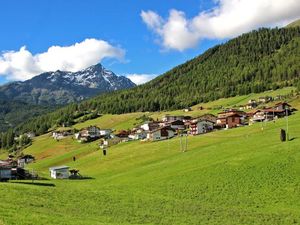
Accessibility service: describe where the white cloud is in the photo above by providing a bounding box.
[141,10,163,30]
[126,73,157,85]
[141,0,300,51]
[0,38,125,81]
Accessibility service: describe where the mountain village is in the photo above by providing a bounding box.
[1,1,300,224]
[65,99,294,145]
[0,93,295,181]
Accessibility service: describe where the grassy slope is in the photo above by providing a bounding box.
[287,19,300,28]
[150,87,295,119]
[73,87,295,131]
[73,112,145,131]
[0,88,300,225]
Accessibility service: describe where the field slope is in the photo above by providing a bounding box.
[287,19,300,28]
[0,94,300,224]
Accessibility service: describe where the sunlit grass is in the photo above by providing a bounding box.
[0,87,299,225]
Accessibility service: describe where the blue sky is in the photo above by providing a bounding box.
[0,0,299,85]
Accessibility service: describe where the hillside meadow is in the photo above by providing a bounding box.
[0,88,300,225]
[73,87,295,131]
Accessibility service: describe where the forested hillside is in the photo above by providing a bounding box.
[3,26,300,141]
[84,27,300,114]
[0,100,55,132]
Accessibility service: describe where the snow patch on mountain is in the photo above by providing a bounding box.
[44,63,136,90]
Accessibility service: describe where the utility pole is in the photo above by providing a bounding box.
[32,169,34,183]
[179,132,183,152]
[264,111,267,128]
[180,132,187,152]
[185,134,188,152]
[286,108,289,141]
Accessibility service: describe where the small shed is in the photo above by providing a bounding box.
[49,166,70,179]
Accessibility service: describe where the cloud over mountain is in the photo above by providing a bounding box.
[141,0,300,51]
[0,38,125,81]
[126,73,157,85]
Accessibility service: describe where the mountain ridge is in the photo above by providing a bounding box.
[0,63,136,105]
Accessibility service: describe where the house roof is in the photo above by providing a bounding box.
[170,120,185,125]
[116,130,130,135]
[49,166,70,171]
[275,102,291,107]
[263,108,285,113]
[199,119,215,123]
[247,110,261,115]
[0,159,13,166]
[150,126,176,133]
[190,118,215,124]
[197,113,217,119]
[218,113,243,119]
[217,109,245,115]
[226,113,243,118]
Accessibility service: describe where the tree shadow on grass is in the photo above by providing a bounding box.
[10,181,55,187]
[69,176,94,180]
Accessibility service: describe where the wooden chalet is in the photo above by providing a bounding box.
[115,130,131,138]
[274,102,291,112]
[197,114,217,123]
[0,159,30,181]
[162,115,185,123]
[249,102,294,124]
[128,128,147,140]
[17,155,35,168]
[75,126,101,142]
[216,109,246,128]
[169,120,185,131]
[140,121,160,132]
[147,126,175,141]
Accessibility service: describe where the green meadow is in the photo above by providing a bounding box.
[1,88,300,225]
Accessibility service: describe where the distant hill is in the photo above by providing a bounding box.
[9,26,300,136]
[0,100,55,132]
[286,19,300,28]
[0,63,136,105]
